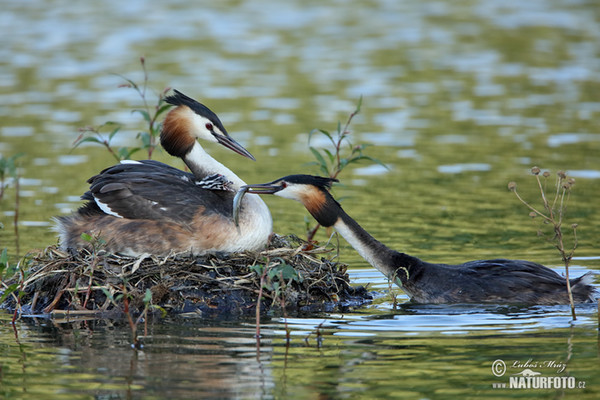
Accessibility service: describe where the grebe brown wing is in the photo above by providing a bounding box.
[84,161,235,224]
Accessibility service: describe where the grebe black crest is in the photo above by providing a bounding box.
[241,174,597,305]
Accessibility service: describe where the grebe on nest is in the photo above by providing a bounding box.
[55,90,272,256]
[241,175,597,305]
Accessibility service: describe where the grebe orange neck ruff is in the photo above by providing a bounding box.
[55,90,272,256]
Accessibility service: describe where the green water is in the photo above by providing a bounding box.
[1,0,599,398]
[2,310,600,399]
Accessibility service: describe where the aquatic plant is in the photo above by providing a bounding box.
[0,249,17,306]
[508,167,579,319]
[0,153,24,256]
[306,97,387,242]
[73,57,171,161]
[0,153,22,200]
[0,248,31,326]
[252,255,303,340]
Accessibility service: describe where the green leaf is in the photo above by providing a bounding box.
[309,128,336,148]
[354,95,363,114]
[115,148,129,160]
[126,147,142,159]
[0,248,8,267]
[100,288,113,302]
[132,109,151,124]
[73,137,103,147]
[352,155,389,169]
[320,164,329,176]
[322,148,335,163]
[113,73,139,91]
[80,232,93,243]
[307,129,318,144]
[250,264,264,275]
[108,126,122,141]
[267,266,279,280]
[279,263,299,281]
[339,158,349,170]
[155,104,172,118]
[309,147,328,170]
[102,121,121,128]
[143,288,153,304]
[138,132,151,147]
[351,143,368,154]
[0,153,23,179]
[268,263,299,282]
[0,283,19,303]
[150,121,163,138]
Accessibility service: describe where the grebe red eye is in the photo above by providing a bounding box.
[281,182,287,188]
[205,122,213,131]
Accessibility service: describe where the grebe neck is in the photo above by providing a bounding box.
[332,209,415,283]
[184,142,246,189]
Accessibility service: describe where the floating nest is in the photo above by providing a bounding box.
[1,235,371,320]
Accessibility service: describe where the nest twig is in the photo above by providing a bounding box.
[1,235,371,319]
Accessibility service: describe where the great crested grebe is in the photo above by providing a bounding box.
[55,90,272,256]
[241,175,597,305]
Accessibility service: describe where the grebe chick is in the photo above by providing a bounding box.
[242,175,597,305]
[55,91,272,256]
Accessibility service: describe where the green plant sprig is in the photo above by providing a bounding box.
[251,257,301,343]
[0,153,23,201]
[0,249,31,325]
[305,97,387,242]
[1,153,24,255]
[73,57,171,161]
[308,97,386,179]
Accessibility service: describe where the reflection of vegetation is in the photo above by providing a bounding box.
[508,167,578,319]
[0,316,142,398]
[306,98,387,242]
[101,283,162,350]
[73,57,171,161]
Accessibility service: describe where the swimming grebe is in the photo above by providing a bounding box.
[241,175,597,305]
[55,90,272,256]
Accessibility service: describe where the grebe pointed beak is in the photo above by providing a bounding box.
[215,133,256,161]
[242,181,285,194]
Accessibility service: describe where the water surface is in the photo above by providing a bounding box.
[1,0,599,398]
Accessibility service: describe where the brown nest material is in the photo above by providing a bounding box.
[1,235,371,319]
